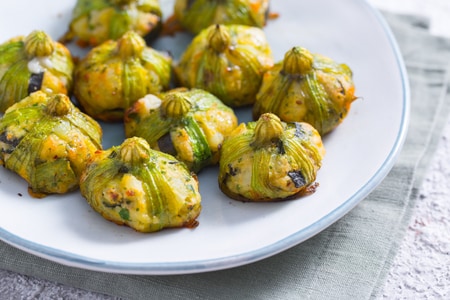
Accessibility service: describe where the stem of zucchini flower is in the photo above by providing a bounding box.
[120,137,151,164]
[161,93,192,119]
[282,46,313,75]
[46,94,71,116]
[117,31,145,59]
[208,24,230,53]
[25,30,54,58]
[252,113,284,148]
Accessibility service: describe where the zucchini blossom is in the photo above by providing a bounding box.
[0,91,102,198]
[0,30,74,113]
[173,0,270,34]
[218,113,325,202]
[174,24,273,107]
[253,46,357,135]
[73,31,172,121]
[60,0,163,47]
[124,88,238,172]
[80,137,202,233]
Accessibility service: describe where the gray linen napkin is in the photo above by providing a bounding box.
[1,12,450,300]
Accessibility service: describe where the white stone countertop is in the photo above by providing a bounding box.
[369,1,450,299]
[1,1,449,299]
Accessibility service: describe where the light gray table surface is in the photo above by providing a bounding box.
[1,0,449,299]
[369,1,450,298]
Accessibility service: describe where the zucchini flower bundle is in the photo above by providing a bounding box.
[174,24,273,107]
[0,91,102,198]
[218,113,325,202]
[61,0,163,47]
[124,88,238,172]
[73,31,172,121]
[80,137,202,233]
[173,0,270,34]
[0,30,74,113]
[253,46,357,135]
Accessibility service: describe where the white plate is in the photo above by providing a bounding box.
[0,0,409,275]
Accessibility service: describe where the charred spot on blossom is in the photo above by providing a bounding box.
[118,165,129,173]
[158,132,177,156]
[288,170,306,188]
[108,150,118,159]
[28,72,44,94]
[0,131,20,152]
[228,163,238,176]
[186,0,196,9]
[276,139,285,154]
[143,18,162,44]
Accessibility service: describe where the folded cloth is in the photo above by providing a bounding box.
[1,12,450,300]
